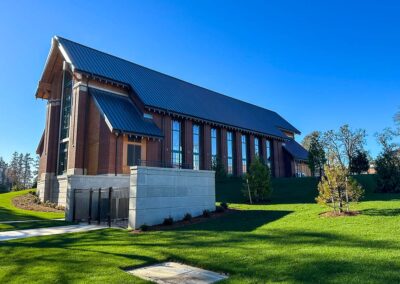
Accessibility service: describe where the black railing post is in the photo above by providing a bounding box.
[108,187,112,228]
[97,188,101,225]
[72,189,77,222]
[88,188,93,224]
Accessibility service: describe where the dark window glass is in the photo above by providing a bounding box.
[242,135,247,174]
[58,142,68,175]
[193,124,200,170]
[172,120,182,167]
[58,70,73,175]
[254,137,259,157]
[127,144,141,166]
[227,131,233,175]
[60,71,72,140]
[211,128,217,166]
[266,140,272,168]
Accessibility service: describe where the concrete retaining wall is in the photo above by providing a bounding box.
[128,166,215,229]
[58,175,129,221]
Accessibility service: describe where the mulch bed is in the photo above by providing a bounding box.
[319,211,360,217]
[12,193,64,213]
[131,209,233,233]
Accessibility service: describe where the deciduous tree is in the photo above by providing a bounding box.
[316,165,364,213]
[323,124,366,169]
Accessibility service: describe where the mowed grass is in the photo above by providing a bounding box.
[0,190,66,232]
[1,176,400,283]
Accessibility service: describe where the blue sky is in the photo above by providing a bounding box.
[0,0,399,162]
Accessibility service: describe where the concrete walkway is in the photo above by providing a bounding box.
[0,218,64,224]
[0,224,107,241]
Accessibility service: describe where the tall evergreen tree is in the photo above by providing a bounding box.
[22,153,33,189]
[7,152,19,188]
[303,131,326,177]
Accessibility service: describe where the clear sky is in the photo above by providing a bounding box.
[0,0,399,162]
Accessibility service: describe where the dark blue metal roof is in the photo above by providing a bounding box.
[283,139,309,161]
[56,36,300,139]
[90,88,163,138]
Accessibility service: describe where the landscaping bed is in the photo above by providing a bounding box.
[12,192,64,213]
[133,208,233,233]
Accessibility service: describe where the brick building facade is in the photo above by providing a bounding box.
[35,36,310,203]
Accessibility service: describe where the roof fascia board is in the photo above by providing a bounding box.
[145,106,287,141]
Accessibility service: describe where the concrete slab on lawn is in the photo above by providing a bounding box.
[126,262,228,284]
[0,224,107,241]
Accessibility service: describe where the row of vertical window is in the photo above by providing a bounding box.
[171,120,272,174]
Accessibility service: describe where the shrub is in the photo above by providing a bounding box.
[140,224,149,231]
[163,216,174,226]
[202,209,211,218]
[212,158,227,181]
[215,206,225,213]
[242,157,272,203]
[183,213,192,221]
[220,202,229,210]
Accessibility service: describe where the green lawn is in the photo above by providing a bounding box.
[1,177,400,283]
[0,190,66,232]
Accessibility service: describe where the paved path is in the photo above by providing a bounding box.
[0,218,64,224]
[0,224,107,241]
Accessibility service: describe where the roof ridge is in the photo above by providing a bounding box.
[55,36,286,117]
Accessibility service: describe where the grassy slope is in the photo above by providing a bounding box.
[1,177,400,283]
[0,190,66,232]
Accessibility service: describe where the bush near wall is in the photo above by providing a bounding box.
[216,175,377,204]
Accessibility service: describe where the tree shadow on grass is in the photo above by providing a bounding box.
[361,208,400,216]
[174,209,293,232]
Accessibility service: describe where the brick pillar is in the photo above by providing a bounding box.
[235,131,242,176]
[202,124,211,170]
[97,118,111,174]
[43,100,61,174]
[108,133,124,175]
[40,99,61,201]
[183,120,193,168]
[249,135,255,165]
[273,140,285,177]
[67,85,88,175]
[162,116,172,165]
[261,137,267,164]
[220,128,228,171]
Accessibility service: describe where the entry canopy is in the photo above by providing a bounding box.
[91,87,163,138]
